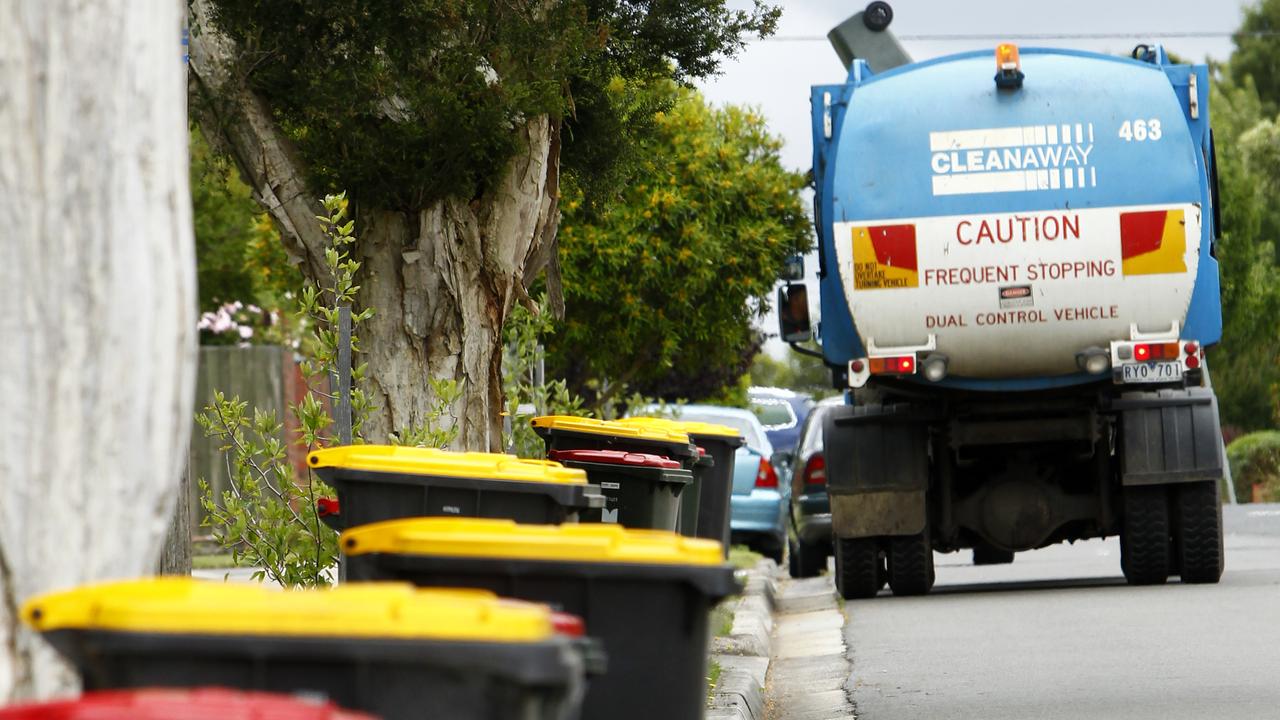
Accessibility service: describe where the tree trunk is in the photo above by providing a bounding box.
[0,0,196,702]
[358,117,559,448]
[155,464,193,576]
[189,3,562,450]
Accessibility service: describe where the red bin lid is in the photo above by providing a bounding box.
[0,689,375,720]
[548,449,681,469]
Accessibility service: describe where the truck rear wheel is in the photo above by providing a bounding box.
[835,537,882,599]
[1121,485,1171,585]
[887,532,935,596]
[1174,480,1224,584]
[973,544,1015,566]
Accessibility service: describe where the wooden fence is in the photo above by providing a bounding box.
[188,345,311,525]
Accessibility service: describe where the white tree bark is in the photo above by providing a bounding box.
[0,0,196,702]
[188,2,561,449]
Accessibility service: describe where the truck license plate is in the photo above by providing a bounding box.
[1120,361,1181,383]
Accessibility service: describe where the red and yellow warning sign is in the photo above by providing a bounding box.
[852,224,918,290]
[1120,209,1187,276]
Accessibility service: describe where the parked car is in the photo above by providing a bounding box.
[670,405,786,563]
[747,387,813,455]
[778,396,844,578]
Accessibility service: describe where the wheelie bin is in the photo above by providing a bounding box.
[307,445,604,532]
[22,578,585,720]
[546,449,691,530]
[340,517,740,720]
[530,416,698,468]
[0,689,374,720]
[616,417,744,551]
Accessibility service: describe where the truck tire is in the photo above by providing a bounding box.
[1121,485,1171,585]
[1174,480,1224,584]
[835,537,882,599]
[973,544,1015,565]
[887,532,935,596]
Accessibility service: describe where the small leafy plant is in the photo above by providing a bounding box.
[198,193,460,587]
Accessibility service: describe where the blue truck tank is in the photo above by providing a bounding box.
[804,8,1227,598]
[811,46,1221,391]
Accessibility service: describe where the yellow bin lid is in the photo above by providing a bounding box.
[308,445,588,485]
[530,416,692,445]
[22,578,553,643]
[342,517,724,566]
[615,416,742,440]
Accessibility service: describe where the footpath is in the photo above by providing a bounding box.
[708,561,856,720]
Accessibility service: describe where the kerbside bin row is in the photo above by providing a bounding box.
[615,417,745,552]
[340,517,740,720]
[308,445,606,532]
[532,416,744,548]
[21,579,586,720]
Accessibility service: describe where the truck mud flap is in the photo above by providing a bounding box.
[823,404,929,538]
[1113,387,1223,486]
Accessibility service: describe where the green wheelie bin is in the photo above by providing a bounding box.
[308,445,604,532]
[616,417,744,551]
[23,578,585,720]
[340,517,740,720]
[546,449,691,530]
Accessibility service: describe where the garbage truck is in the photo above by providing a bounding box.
[777,2,1227,598]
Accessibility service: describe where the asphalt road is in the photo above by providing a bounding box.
[844,504,1280,720]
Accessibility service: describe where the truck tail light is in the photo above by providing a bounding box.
[869,355,916,375]
[1133,342,1180,361]
[802,453,827,487]
[755,457,779,489]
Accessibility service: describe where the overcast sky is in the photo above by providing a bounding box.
[700,0,1249,358]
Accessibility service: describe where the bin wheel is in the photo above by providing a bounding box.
[887,531,935,596]
[972,544,1015,566]
[1121,485,1171,585]
[835,537,882,599]
[1174,480,1224,584]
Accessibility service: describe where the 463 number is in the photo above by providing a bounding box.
[1118,118,1162,141]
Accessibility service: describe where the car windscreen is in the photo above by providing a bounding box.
[750,400,797,430]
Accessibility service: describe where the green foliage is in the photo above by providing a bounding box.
[197,394,337,587]
[203,0,779,211]
[390,378,464,449]
[749,343,837,400]
[198,194,462,587]
[1226,430,1280,501]
[1206,70,1280,429]
[190,125,297,311]
[502,300,588,458]
[552,84,811,406]
[1231,0,1280,113]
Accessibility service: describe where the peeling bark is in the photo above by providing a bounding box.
[0,0,196,700]
[188,2,561,449]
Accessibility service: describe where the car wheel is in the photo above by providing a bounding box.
[793,537,826,578]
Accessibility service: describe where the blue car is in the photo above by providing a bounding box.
[672,405,787,563]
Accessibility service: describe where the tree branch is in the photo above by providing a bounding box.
[187,0,328,284]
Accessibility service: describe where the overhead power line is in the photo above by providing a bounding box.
[758,30,1279,42]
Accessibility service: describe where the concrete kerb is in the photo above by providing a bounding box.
[708,559,781,720]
